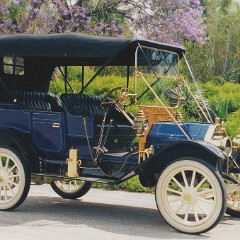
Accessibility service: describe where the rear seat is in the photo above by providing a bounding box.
[14,91,62,112]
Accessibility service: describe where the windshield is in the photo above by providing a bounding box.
[134,45,211,122]
[136,45,179,78]
[134,45,206,140]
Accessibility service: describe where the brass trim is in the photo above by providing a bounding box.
[67,149,79,178]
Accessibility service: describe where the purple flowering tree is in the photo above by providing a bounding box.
[132,0,207,44]
[0,0,131,35]
[0,0,206,44]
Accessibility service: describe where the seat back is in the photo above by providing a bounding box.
[14,91,62,112]
[60,94,104,121]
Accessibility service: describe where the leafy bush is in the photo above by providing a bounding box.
[211,99,229,122]
[225,109,240,138]
[201,81,240,113]
[201,81,240,138]
[226,67,240,84]
[209,75,226,85]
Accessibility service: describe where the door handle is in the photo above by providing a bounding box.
[52,123,60,128]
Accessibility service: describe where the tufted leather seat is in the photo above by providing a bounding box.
[60,93,105,122]
[14,91,62,112]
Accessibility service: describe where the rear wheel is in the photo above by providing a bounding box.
[155,158,227,234]
[0,147,30,210]
[50,179,92,199]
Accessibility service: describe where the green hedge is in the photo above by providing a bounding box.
[200,81,240,138]
[225,109,240,138]
[201,81,240,113]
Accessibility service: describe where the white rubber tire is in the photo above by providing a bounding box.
[0,147,30,210]
[155,158,226,234]
[50,179,92,199]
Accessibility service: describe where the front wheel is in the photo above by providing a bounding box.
[0,147,30,211]
[155,158,227,234]
[50,179,92,199]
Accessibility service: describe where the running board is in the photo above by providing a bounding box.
[31,173,118,184]
[31,170,138,185]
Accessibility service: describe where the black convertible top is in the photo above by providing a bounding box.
[0,33,185,65]
[0,33,185,93]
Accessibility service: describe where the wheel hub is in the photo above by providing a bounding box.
[183,192,192,202]
[0,170,11,185]
[182,188,198,204]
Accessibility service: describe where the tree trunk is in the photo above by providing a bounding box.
[223,34,230,76]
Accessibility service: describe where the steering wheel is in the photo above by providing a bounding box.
[101,87,127,109]
[101,87,135,125]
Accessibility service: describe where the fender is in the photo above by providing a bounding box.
[0,128,39,173]
[139,140,227,187]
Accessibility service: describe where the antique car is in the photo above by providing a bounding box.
[0,33,239,234]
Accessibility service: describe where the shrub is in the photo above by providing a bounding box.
[225,109,240,139]
[201,81,240,113]
[211,99,229,122]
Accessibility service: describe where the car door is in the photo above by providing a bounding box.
[32,112,64,152]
